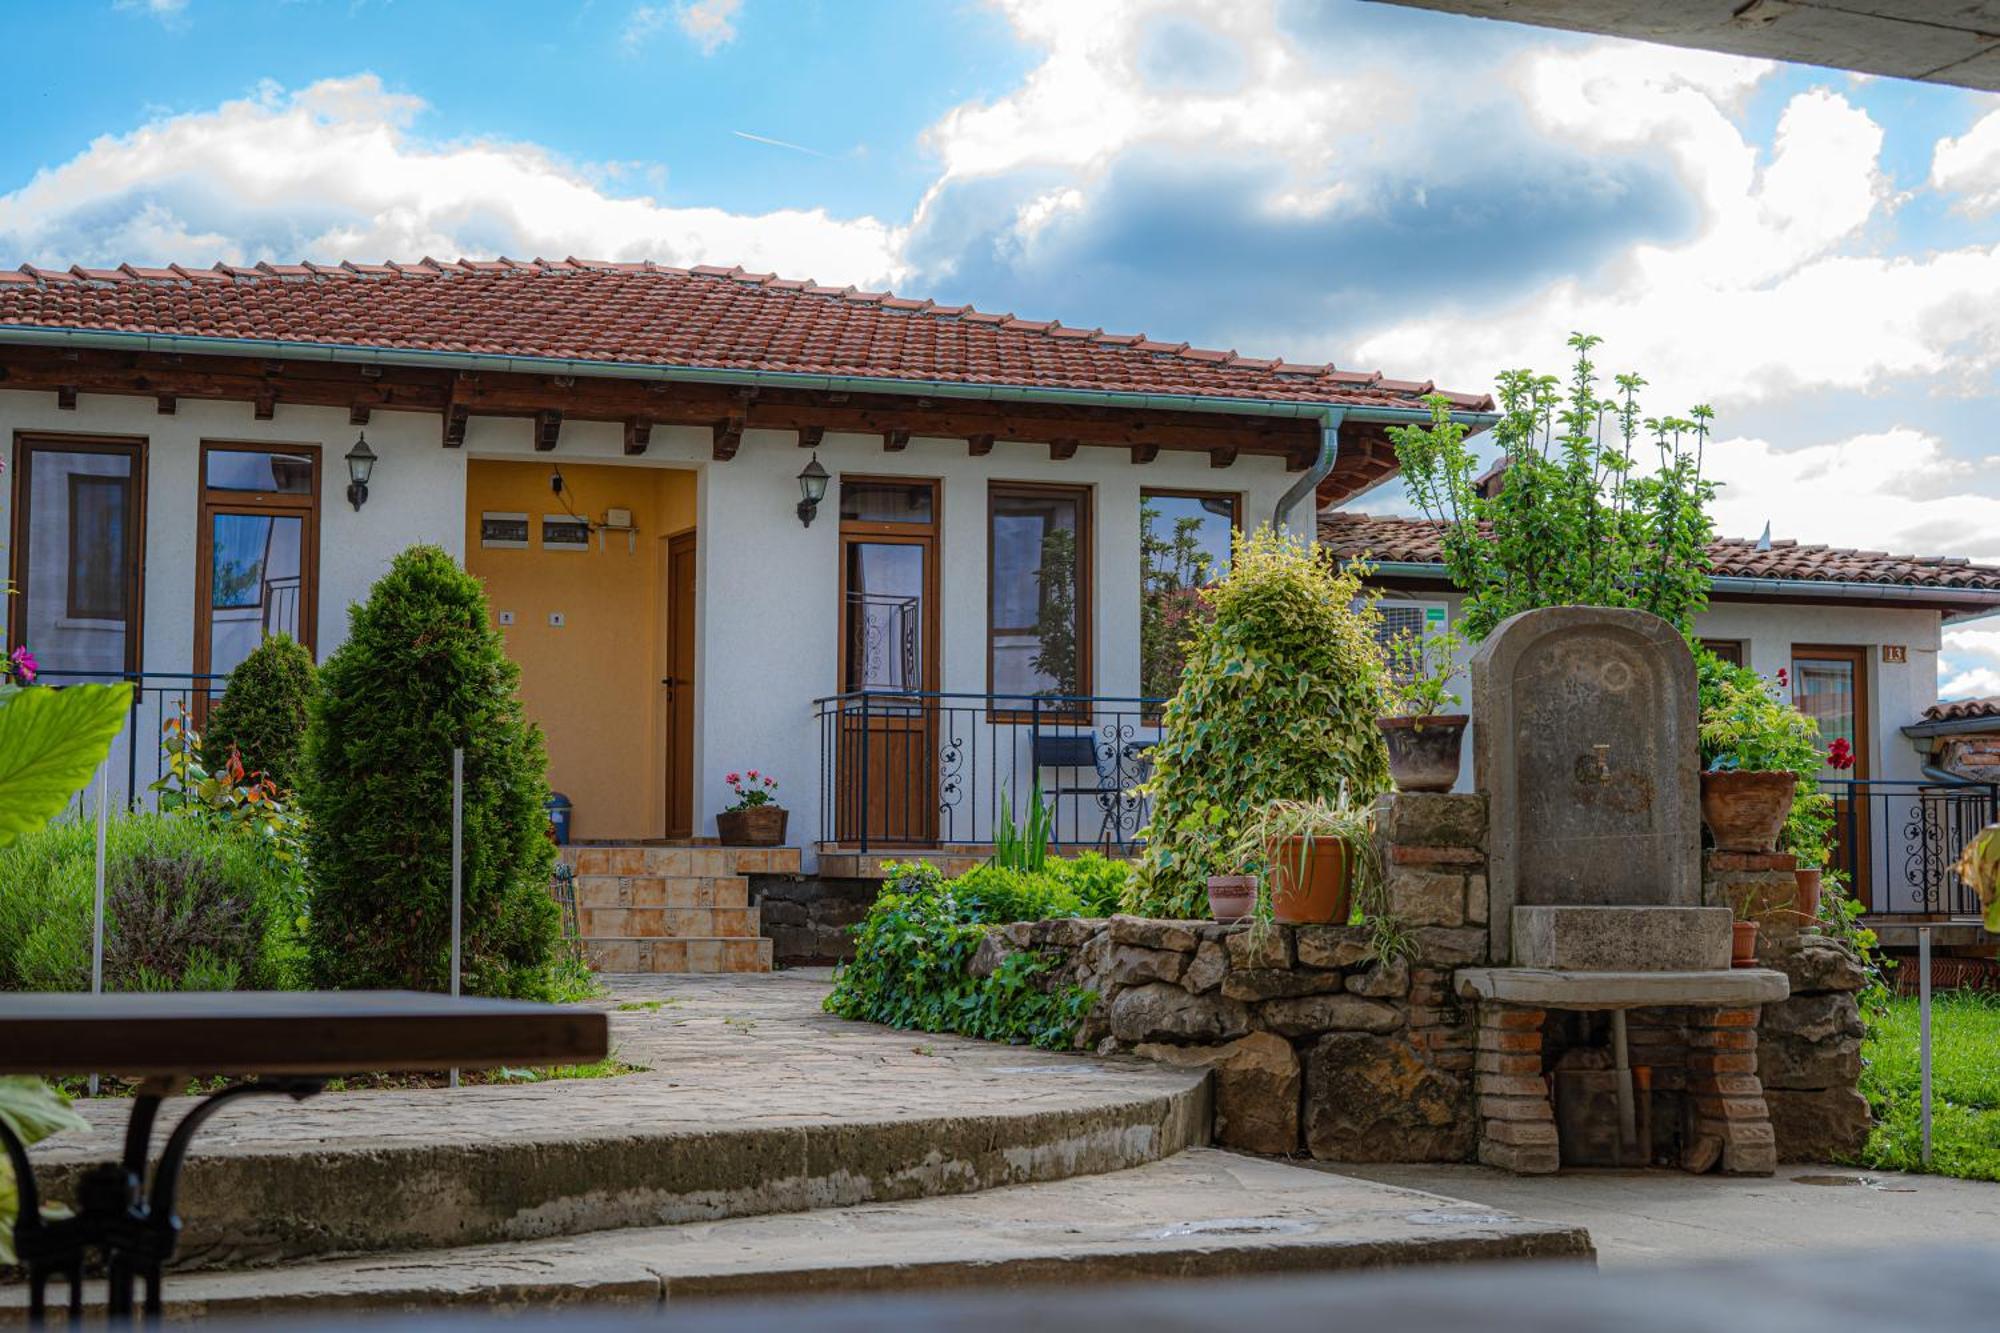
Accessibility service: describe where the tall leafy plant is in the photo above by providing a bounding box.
[1130,527,1389,918]
[1388,333,1716,640]
[301,545,563,997]
[202,632,317,792]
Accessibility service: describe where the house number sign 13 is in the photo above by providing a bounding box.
[1881,644,1907,664]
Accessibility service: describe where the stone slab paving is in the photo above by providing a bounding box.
[0,1150,1591,1320]
[1334,1162,2000,1267]
[23,973,1209,1266]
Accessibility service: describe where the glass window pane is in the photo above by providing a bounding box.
[205,449,314,494]
[839,481,933,525]
[1793,656,1858,778]
[1140,492,1235,699]
[208,513,304,678]
[844,542,925,692]
[21,447,135,679]
[991,489,1085,698]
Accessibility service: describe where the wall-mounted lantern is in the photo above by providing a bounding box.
[345,434,377,512]
[796,454,829,528]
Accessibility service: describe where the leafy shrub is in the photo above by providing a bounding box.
[824,863,1096,1050]
[202,633,317,791]
[156,706,309,881]
[1042,851,1131,916]
[1130,527,1389,918]
[0,814,300,992]
[301,545,563,998]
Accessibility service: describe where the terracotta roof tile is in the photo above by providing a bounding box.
[1319,511,2000,594]
[0,257,1492,411]
[1924,697,2000,723]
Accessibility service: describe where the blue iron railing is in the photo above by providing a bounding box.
[813,690,1168,854]
[1819,777,2000,919]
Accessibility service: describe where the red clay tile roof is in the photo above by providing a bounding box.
[0,259,1493,413]
[1319,511,2000,594]
[1924,697,2000,723]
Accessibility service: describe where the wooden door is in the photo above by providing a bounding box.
[834,479,940,847]
[664,531,697,840]
[1792,645,1870,906]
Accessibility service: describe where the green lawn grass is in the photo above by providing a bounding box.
[1858,992,2000,1181]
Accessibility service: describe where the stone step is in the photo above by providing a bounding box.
[572,874,751,910]
[583,937,772,973]
[577,905,759,939]
[564,846,801,877]
[0,1150,1590,1317]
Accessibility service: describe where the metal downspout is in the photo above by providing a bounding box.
[1273,409,1345,533]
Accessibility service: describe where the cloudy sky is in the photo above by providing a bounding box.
[4,0,1999,692]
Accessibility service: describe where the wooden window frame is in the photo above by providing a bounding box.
[1790,643,1871,781]
[194,441,322,689]
[1139,487,1239,710]
[8,432,149,676]
[837,476,941,697]
[1699,638,1746,667]
[988,480,1094,720]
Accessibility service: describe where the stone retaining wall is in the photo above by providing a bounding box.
[748,875,875,966]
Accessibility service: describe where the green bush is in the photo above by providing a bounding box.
[301,545,563,998]
[203,633,317,791]
[824,860,1106,1049]
[1129,527,1389,918]
[0,814,300,992]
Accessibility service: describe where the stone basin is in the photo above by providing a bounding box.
[1511,905,1732,972]
[1455,966,1789,1010]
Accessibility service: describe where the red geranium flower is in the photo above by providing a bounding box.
[1827,737,1855,771]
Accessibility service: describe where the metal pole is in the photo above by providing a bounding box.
[90,758,109,1099]
[450,747,464,1091]
[1919,925,1933,1168]
[1610,1008,1636,1154]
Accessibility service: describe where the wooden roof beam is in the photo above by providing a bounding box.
[712,416,744,461]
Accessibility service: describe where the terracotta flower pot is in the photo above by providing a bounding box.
[1731,919,1761,969]
[1378,715,1469,794]
[1700,769,1797,852]
[1206,875,1257,924]
[1794,867,1823,926]
[1268,836,1353,925]
[716,805,788,846]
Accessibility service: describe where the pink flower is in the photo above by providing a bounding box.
[724,772,741,785]
[746,769,759,780]
[8,646,36,684]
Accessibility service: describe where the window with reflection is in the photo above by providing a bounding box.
[1140,490,1238,699]
[197,443,319,702]
[990,484,1091,701]
[9,437,145,680]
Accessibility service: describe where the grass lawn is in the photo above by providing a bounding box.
[1858,991,2000,1181]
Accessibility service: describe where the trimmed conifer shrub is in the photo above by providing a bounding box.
[300,545,563,996]
[203,632,317,791]
[1128,527,1390,919]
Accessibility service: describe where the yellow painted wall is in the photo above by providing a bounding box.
[465,460,696,841]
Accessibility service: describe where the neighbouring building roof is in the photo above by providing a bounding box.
[1319,511,2000,600]
[0,259,1493,413]
[1923,698,2000,724]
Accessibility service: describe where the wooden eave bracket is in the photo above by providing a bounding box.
[534,410,563,452]
[712,416,744,461]
[967,433,995,457]
[624,417,652,455]
[797,425,825,450]
[882,428,911,452]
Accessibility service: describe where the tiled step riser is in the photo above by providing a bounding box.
[573,875,750,910]
[565,847,801,877]
[584,937,772,973]
[579,906,759,938]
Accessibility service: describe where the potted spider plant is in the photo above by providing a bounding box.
[1376,627,1467,793]
[1231,795,1379,925]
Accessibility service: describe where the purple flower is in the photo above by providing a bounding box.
[9,646,37,684]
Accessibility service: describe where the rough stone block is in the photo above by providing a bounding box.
[1466,873,1489,927]
[1345,959,1410,999]
[1410,927,1488,965]
[1221,968,1347,1002]
[1106,944,1189,987]
[1305,1033,1473,1162]
[1108,916,1199,953]
[1480,1138,1560,1174]
[1389,844,1484,867]
[1766,1086,1873,1162]
[1387,868,1467,927]
[1762,992,1865,1044]
[1375,791,1487,849]
[1038,917,1101,950]
[1134,1032,1301,1156]
[1510,905,1731,972]
[1757,1033,1863,1091]
[1721,1138,1779,1176]
[1294,925,1372,970]
[1181,939,1227,995]
[1223,927,1291,970]
[1771,937,1869,994]
[1257,993,1405,1038]
[1108,982,1250,1044]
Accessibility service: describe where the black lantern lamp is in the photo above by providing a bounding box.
[345,434,377,511]
[796,453,829,527]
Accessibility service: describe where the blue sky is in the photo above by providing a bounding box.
[3,0,2000,692]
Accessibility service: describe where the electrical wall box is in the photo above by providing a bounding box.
[497,610,516,626]
[604,507,633,529]
[548,612,566,628]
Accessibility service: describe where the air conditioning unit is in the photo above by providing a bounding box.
[1374,599,1451,678]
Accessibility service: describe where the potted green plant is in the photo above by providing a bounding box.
[1231,795,1379,925]
[1377,626,1468,793]
[1730,904,1761,968]
[716,769,788,846]
[1697,665,1822,853]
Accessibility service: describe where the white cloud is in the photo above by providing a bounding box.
[115,0,187,21]
[1942,666,2000,700]
[624,0,740,56]
[0,74,903,285]
[1933,105,2000,214]
[1943,628,2000,701]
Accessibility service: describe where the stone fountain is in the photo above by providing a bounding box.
[1454,607,1788,1174]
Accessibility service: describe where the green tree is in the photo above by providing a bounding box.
[203,632,318,791]
[300,545,562,996]
[1388,333,1716,640]
[1129,527,1390,918]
